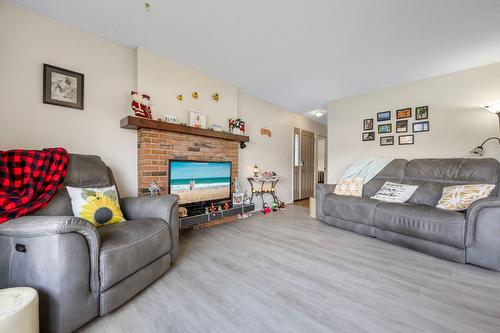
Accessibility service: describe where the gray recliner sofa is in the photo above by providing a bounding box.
[316,158,500,271]
[0,154,180,333]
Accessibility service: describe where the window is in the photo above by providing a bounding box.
[294,133,300,167]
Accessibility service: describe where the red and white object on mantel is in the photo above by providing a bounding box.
[131,91,152,119]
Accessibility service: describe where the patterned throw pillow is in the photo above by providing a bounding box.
[371,182,418,203]
[66,185,125,227]
[334,177,364,197]
[436,184,496,211]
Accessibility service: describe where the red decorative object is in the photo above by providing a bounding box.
[0,148,70,223]
[209,202,217,216]
[229,118,245,135]
[131,91,152,119]
[223,202,230,211]
[263,203,271,214]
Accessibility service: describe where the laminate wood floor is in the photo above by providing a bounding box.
[79,205,500,333]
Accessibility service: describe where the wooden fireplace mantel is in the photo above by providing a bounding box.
[120,116,250,143]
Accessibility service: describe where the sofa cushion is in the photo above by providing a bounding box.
[404,158,500,206]
[362,159,407,197]
[374,202,466,249]
[324,194,380,225]
[98,218,171,291]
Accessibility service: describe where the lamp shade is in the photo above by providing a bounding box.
[485,102,500,114]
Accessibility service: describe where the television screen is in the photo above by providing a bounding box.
[169,160,232,205]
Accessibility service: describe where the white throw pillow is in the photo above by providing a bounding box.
[334,177,364,197]
[371,182,418,203]
[66,185,126,227]
[436,184,495,211]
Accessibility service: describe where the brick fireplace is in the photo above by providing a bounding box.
[137,128,239,196]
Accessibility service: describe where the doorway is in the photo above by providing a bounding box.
[317,135,327,184]
[293,128,315,201]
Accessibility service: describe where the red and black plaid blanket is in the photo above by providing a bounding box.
[0,148,69,223]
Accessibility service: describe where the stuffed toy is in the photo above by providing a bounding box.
[131,91,152,119]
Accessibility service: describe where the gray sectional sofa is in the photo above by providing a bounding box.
[316,158,500,271]
[0,154,180,333]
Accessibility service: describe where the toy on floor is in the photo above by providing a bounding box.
[263,203,271,214]
[272,201,278,211]
[279,201,286,210]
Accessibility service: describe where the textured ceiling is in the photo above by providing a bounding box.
[13,0,500,124]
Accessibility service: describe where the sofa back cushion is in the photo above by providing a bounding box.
[32,154,113,216]
[363,159,407,198]
[404,159,500,206]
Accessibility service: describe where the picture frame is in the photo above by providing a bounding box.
[396,108,412,119]
[232,193,244,205]
[413,121,429,133]
[363,118,374,131]
[43,64,84,110]
[378,123,392,134]
[399,134,414,145]
[415,106,429,120]
[396,120,408,133]
[380,136,394,146]
[362,132,375,141]
[377,111,391,122]
[189,110,207,129]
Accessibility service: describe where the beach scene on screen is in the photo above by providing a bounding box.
[170,161,231,204]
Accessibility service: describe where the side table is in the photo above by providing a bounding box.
[247,176,280,206]
[0,287,39,333]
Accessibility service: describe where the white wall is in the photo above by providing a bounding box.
[1,1,327,202]
[135,48,238,127]
[0,1,137,196]
[327,62,500,183]
[238,93,327,208]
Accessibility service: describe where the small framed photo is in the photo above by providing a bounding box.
[189,110,207,129]
[362,132,375,141]
[396,108,412,119]
[363,118,374,131]
[43,64,84,110]
[413,121,429,133]
[233,193,244,205]
[377,111,391,122]
[399,134,414,145]
[415,106,429,120]
[380,136,394,146]
[378,123,392,134]
[396,120,408,133]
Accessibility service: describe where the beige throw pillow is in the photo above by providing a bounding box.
[436,184,495,211]
[334,177,364,197]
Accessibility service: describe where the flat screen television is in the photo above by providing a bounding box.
[168,160,232,205]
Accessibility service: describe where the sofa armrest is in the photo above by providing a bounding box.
[465,197,500,247]
[0,215,100,292]
[120,194,180,261]
[315,184,336,221]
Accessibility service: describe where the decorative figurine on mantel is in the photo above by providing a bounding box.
[148,181,161,197]
[229,118,246,135]
[131,91,152,119]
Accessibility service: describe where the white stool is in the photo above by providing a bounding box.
[0,287,39,333]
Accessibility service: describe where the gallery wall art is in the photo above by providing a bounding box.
[362,106,430,146]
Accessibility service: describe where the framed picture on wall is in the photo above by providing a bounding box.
[396,108,412,119]
[415,106,429,120]
[362,132,375,141]
[378,123,392,134]
[363,118,374,131]
[413,121,429,132]
[396,120,408,133]
[43,64,84,110]
[377,111,391,122]
[399,134,414,145]
[380,136,394,146]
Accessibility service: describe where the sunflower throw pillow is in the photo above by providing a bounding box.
[436,184,495,211]
[66,185,125,227]
[334,177,364,197]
